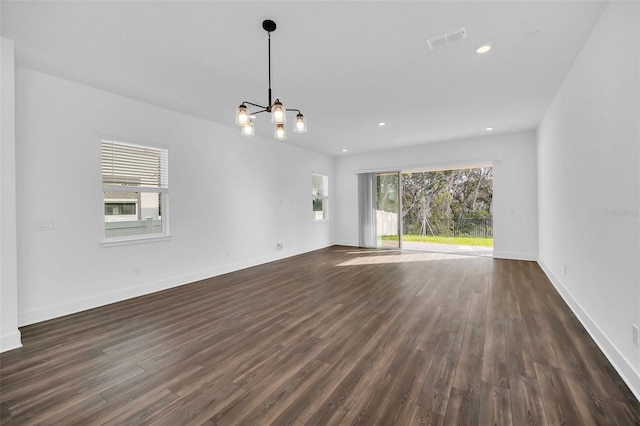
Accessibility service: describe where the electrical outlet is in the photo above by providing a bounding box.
[35,221,55,231]
[563,265,567,275]
[633,325,640,347]
[276,241,283,251]
[134,266,141,275]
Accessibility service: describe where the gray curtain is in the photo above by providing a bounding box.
[358,173,377,248]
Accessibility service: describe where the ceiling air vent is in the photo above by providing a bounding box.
[427,27,467,50]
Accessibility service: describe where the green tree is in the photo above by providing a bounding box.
[401,167,493,237]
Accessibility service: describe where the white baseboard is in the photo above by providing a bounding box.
[538,260,640,402]
[0,331,22,353]
[493,250,537,261]
[331,240,359,247]
[18,242,332,327]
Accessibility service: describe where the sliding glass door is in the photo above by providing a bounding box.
[359,165,493,256]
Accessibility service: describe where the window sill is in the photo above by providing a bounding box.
[101,234,172,248]
[313,219,329,223]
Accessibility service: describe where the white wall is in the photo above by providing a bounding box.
[13,67,333,327]
[0,38,22,351]
[333,131,538,260]
[538,1,639,399]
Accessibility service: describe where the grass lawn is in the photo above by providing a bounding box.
[382,234,494,247]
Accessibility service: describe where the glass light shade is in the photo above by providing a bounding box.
[235,104,249,126]
[294,113,307,133]
[241,120,255,137]
[271,100,286,124]
[274,123,286,140]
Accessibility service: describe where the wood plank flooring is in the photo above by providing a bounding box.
[1,246,639,425]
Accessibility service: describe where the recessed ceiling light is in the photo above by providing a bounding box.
[476,44,492,54]
[485,127,494,131]
[342,149,348,152]
[378,122,386,126]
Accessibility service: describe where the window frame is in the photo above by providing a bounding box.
[100,139,170,246]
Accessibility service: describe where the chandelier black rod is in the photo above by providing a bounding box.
[242,101,267,110]
[268,31,272,109]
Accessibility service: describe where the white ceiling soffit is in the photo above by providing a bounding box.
[0,1,608,156]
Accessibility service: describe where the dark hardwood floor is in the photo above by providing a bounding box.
[1,246,639,425]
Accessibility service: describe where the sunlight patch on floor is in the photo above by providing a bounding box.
[336,251,470,266]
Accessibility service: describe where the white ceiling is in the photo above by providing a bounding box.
[1,1,607,156]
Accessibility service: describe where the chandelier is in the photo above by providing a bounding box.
[235,20,307,140]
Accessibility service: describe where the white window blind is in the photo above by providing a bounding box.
[101,140,168,188]
[312,174,328,197]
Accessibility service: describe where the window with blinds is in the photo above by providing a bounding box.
[101,139,169,242]
[312,174,329,221]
